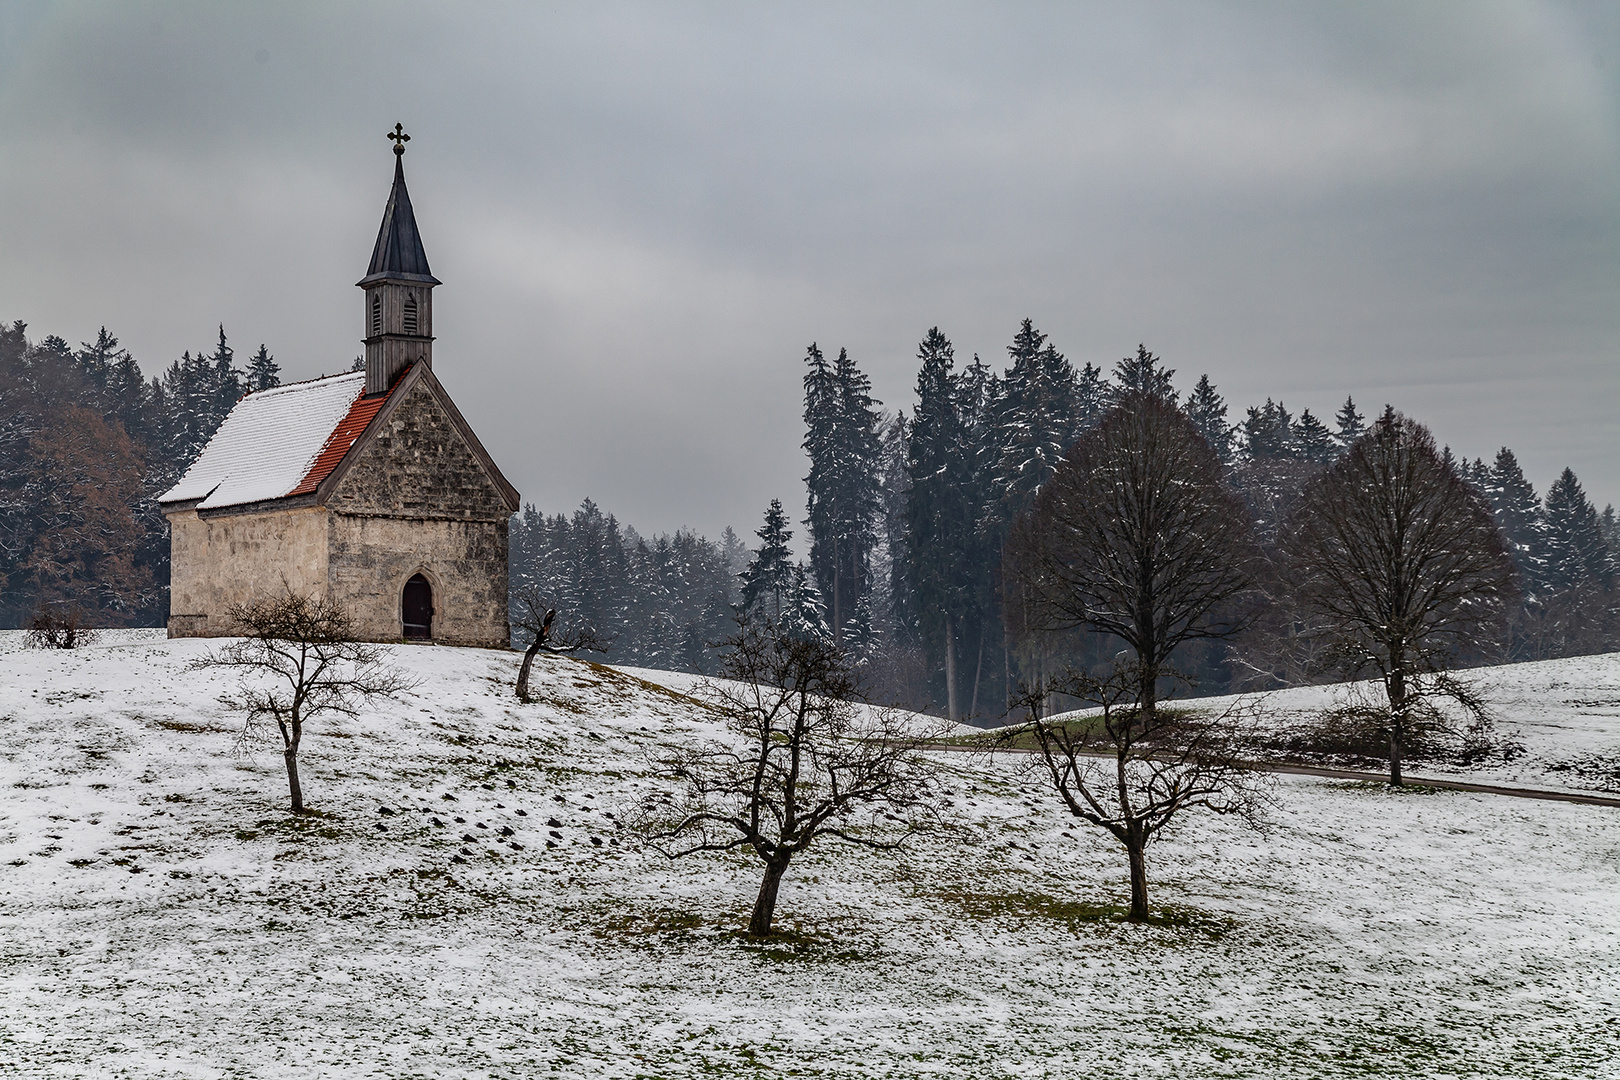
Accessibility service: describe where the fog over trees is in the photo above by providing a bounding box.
[3,311,1617,724]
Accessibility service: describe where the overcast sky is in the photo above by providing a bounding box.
[1,2,1615,546]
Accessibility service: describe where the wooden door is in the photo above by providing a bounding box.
[403,574,432,640]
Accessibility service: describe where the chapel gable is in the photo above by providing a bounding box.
[325,371,514,521]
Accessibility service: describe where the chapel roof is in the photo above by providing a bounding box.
[158,371,381,511]
[157,363,518,515]
[358,152,439,286]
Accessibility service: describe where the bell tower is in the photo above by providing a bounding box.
[358,123,440,396]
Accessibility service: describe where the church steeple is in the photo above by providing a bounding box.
[358,124,439,396]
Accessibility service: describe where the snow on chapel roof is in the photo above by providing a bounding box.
[159,372,370,510]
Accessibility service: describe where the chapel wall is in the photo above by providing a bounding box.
[327,514,510,648]
[326,380,510,521]
[165,507,330,638]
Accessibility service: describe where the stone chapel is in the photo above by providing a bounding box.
[159,130,520,647]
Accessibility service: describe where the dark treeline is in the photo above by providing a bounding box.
[727,320,1619,722]
[508,500,748,674]
[7,310,1617,713]
[509,320,1617,719]
[0,319,279,626]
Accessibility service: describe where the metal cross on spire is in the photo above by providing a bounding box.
[387,123,410,156]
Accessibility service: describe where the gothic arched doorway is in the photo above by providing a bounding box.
[402,574,433,640]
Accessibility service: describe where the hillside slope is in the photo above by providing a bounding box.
[2,636,1618,1078]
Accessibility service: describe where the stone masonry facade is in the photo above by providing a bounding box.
[166,379,513,648]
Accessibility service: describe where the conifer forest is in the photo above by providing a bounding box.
[3,315,1616,722]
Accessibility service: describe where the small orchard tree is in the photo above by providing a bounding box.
[636,613,944,936]
[511,586,612,703]
[195,593,415,812]
[1008,664,1266,923]
[1282,410,1518,784]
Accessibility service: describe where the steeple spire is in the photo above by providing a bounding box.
[358,125,439,395]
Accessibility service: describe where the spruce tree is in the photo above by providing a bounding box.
[740,499,795,619]
[1183,374,1233,461]
[782,562,832,643]
[802,344,882,646]
[1334,396,1365,448]
[246,344,281,392]
[1074,361,1109,435]
[206,325,244,419]
[1111,344,1176,405]
[992,319,1078,517]
[1484,447,1543,586]
[904,328,978,719]
[1540,468,1611,590]
[1292,409,1335,463]
[1241,399,1294,459]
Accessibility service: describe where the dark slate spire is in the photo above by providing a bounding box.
[360,130,439,286]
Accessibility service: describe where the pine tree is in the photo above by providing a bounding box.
[1334,396,1365,448]
[740,499,794,619]
[1111,344,1176,405]
[1540,468,1611,591]
[1183,374,1233,461]
[246,344,281,392]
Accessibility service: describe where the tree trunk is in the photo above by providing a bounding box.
[1125,827,1149,922]
[516,638,542,702]
[1387,668,1406,786]
[968,630,984,722]
[830,536,842,647]
[944,614,958,723]
[284,744,304,814]
[749,861,788,936]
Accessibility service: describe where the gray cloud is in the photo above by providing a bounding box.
[1,0,1615,544]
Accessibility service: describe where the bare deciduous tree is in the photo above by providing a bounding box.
[635,614,944,936]
[1002,392,1259,721]
[1282,410,1517,784]
[511,586,612,703]
[195,593,415,812]
[1007,664,1267,923]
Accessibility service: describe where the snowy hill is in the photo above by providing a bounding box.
[2,635,1619,1077]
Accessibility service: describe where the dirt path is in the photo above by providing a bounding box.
[930,742,1620,808]
[1257,762,1620,807]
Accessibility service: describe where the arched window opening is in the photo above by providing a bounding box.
[402,574,433,640]
[403,294,419,335]
[370,293,382,337]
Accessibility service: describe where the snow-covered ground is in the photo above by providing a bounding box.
[2,635,1618,1077]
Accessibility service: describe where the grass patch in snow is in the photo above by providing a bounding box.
[940,887,1235,936]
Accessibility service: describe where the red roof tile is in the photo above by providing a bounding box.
[288,373,404,496]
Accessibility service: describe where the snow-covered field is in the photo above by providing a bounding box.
[2,634,1618,1078]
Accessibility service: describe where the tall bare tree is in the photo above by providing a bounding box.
[1007,664,1266,922]
[636,614,943,936]
[1281,410,1517,784]
[196,593,414,812]
[1002,392,1258,720]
